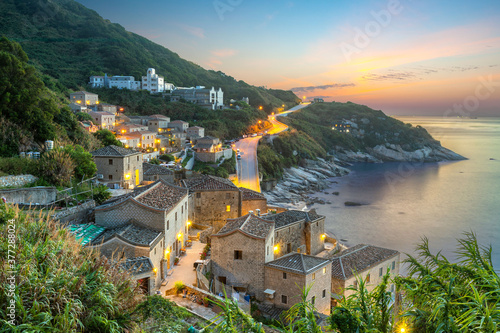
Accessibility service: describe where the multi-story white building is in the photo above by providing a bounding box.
[142,68,166,93]
[70,91,99,106]
[89,70,173,93]
[88,111,115,130]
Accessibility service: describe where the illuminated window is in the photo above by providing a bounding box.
[323,267,327,274]
[312,273,316,280]
[226,205,231,212]
[366,274,371,283]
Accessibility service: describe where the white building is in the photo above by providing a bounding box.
[171,86,224,110]
[142,68,172,93]
[89,76,105,88]
[109,76,141,90]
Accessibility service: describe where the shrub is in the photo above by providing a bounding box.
[93,184,112,205]
[159,154,175,162]
[0,157,39,176]
[62,145,97,181]
[37,149,75,187]
[174,281,185,294]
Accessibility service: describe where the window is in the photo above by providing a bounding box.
[283,272,287,279]
[167,220,169,230]
[226,205,231,212]
[196,193,201,198]
[322,289,326,298]
[379,267,383,276]
[181,206,183,214]
[226,193,230,199]
[323,267,327,274]
[392,261,396,270]
[175,212,178,221]
[281,295,288,304]
[366,274,371,283]
[267,246,269,256]
[311,296,316,305]
[234,250,242,260]
[287,243,291,253]
[137,156,139,161]
[312,273,316,280]
[108,175,113,180]
[108,159,113,165]
[154,248,156,255]
[353,280,358,289]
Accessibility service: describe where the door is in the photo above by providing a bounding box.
[135,169,140,186]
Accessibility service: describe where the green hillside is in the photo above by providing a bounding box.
[0,0,300,110]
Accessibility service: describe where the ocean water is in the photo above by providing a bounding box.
[313,116,500,272]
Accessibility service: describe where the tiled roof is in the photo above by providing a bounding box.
[265,253,330,275]
[91,145,139,157]
[181,174,238,191]
[215,213,274,239]
[89,111,115,116]
[262,209,323,229]
[330,244,399,280]
[135,180,187,210]
[194,143,214,150]
[187,126,203,130]
[143,163,174,175]
[120,256,153,275]
[92,221,162,247]
[128,130,156,136]
[239,187,266,200]
[72,91,97,95]
[169,120,188,124]
[148,114,169,120]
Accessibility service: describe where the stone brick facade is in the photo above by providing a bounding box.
[92,147,143,189]
[241,198,267,216]
[212,224,274,300]
[192,189,240,231]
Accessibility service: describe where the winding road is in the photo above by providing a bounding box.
[233,103,310,192]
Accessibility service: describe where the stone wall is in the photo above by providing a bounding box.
[274,221,307,259]
[305,263,332,315]
[192,190,240,231]
[307,217,326,256]
[241,198,267,216]
[0,186,56,205]
[95,199,164,230]
[194,148,232,163]
[212,232,268,299]
[264,267,306,310]
[53,200,95,225]
[0,174,38,188]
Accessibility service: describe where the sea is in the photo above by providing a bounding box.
[313,116,500,273]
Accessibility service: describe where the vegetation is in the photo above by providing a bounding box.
[281,102,439,152]
[0,0,299,110]
[192,151,236,179]
[94,129,123,147]
[0,37,99,157]
[159,154,175,162]
[0,204,143,332]
[257,129,326,180]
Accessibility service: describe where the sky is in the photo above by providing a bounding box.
[75,0,500,116]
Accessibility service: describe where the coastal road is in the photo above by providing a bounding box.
[233,103,310,192]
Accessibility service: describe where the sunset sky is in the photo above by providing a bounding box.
[76,0,500,116]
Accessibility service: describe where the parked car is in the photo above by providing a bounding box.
[251,133,257,137]
[237,154,241,160]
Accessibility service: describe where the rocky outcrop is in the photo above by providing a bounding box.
[334,144,465,163]
[263,158,349,207]
[0,174,38,188]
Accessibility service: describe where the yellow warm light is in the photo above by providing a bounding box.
[76,100,81,104]
[86,100,90,105]
[259,106,263,110]
[125,145,129,148]
[187,221,191,226]
[258,120,262,124]
[302,96,306,100]
[153,267,157,275]
[165,249,170,255]
[102,123,106,127]
[273,245,279,252]
[96,101,100,104]
[161,147,165,151]
[177,233,182,239]
[154,148,157,151]
[321,234,326,239]
[271,112,274,115]
[112,122,116,126]
[137,143,141,147]
[158,129,162,132]
[124,174,131,180]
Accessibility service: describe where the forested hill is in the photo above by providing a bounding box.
[0,0,300,109]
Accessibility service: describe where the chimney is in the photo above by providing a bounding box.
[256,209,261,216]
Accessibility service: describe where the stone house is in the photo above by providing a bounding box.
[116,134,141,149]
[193,136,232,163]
[211,213,275,299]
[330,244,400,304]
[264,253,332,314]
[143,162,174,183]
[70,91,99,106]
[94,179,190,280]
[168,120,189,132]
[239,187,268,216]
[79,121,98,133]
[127,130,157,150]
[120,257,156,294]
[69,102,88,113]
[181,174,240,231]
[90,220,164,293]
[91,145,143,189]
[171,86,224,110]
[186,126,205,140]
[97,103,118,114]
[147,114,170,133]
[262,210,325,258]
[88,111,115,130]
[115,123,149,135]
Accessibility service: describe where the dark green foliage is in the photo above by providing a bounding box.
[0,0,299,110]
[257,143,284,181]
[149,158,161,165]
[0,157,38,175]
[92,184,112,205]
[93,129,123,147]
[37,149,75,187]
[328,307,361,333]
[192,152,235,178]
[75,111,93,122]
[159,154,175,162]
[132,295,192,333]
[62,144,97,180]
[282,102,439,152]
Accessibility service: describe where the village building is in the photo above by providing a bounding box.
[239,187,268,216]
[329,244,400,304]
[79,120,98,133]
[192,136,232,163]
[186,126,205,140]
[143,162,174,183]
[264,253,332,314]
[168,120,189,133]
[91,145,143,189]
[97,103,118,114]
[108,76,141,90]
[115,123,149,135]
[147,114,171,133]
[69,102,88,113]
[88,111,115,130]
[127,130,157,150]
[171,86,224,110]
[116,134,141,149]
[70,91,99,106]
[181,174,241,231]
[211,213,275,299]
[262,210,326,258]
[94,179,190,284]
[142,68,167,93]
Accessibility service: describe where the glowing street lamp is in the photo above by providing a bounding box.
[258,120,262,124]
[259,106,263,110]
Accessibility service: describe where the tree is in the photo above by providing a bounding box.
[62,145,97,180]
[94,129,123,147]
[37,149,75,187]
[75,112,93,122]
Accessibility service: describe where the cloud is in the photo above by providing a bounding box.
[211,49,238,57]
[291,83,356,92]
[178,24,205,38]
[362,65,481,82]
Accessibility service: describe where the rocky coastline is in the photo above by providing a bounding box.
[263,144,466,208]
